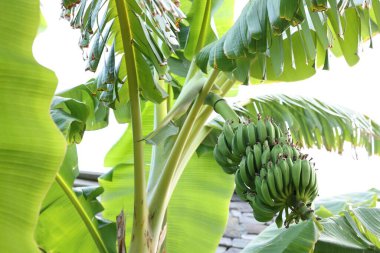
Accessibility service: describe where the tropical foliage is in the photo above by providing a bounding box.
[1,0,380,253]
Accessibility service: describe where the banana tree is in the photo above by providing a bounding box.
[2,0,380,253]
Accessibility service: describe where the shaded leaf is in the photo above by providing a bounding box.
[51,96,89,144]
[241,94,380,155]
[315,191,378,218]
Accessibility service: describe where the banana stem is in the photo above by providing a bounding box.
[148,69,220,242]
[55,174,109,253]
[205,92,240,126]
[115,0,149,251]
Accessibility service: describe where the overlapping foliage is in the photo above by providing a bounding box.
[2,0,380,252]
[196,0,380,82]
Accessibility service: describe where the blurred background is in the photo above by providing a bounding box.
[34,0,380,198]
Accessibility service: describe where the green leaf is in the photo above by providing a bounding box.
[61,0,184,107]
[241,220,320,253]
[36,145,116,253]
[167,151,235,253]
[315,208,380,252]
[0,1,66,252]
[104,103,155,167]
[51,96,89,144]
[315,191,378,218]
[197,0,379,82]
[59,81,110,130]
[240,94,380,155]
[183,0,225,59]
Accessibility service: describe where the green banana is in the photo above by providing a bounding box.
[246,149,256,177]
[214,117,320,226]
[213,146,237,174]
[249,197,277,222]
[267,169,282,201]
[274,124,283,140]
[223,122,235,147]
[286,157,294,168]
[236,124,247,154]
[260,168,267,179]
[261,179,275,207]
[261,147,271,167]
[239,157,255,190]
[255,176,264,198]
[253,144,262,172]
[266,119,276,145]
[270,144,283,163]
[291,159,302,197]
[279,158,290,188]
[282,144,292,159]
[247,123,257,146]
[216,133,236,160]
[235,169,248,201]
[273,164,285,198]
[275,209,284,228]
[256,118,268,143]
[300,160,311,197]
[292,146,300,160]
[231,133,242,157]
[308,165,316,192]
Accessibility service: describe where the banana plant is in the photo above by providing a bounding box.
[2,0,380,253]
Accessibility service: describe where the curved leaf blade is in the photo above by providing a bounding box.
[167,151,235,253]
[241,94,380,156]
[0,1,66,252]
[241,220,320,253]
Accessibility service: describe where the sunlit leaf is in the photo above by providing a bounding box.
[0,1,66,252]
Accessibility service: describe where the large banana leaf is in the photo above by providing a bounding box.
[196,0,380,82]
[61,0,185,114]
[0,1,66,252]
[36,145,116,253]
[241,220,320,253]
[242,208,380,253]
[100,101,234,252]
[239,94,380,155]
[166,151,234,253]
[314,191,378,218]
[99,152,234,253]
[51,96,89,144]
[58,81,110,130]
[182,0,235,59]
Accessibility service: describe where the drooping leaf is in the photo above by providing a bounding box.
[183,0,225,59]
[240,94,380,155]
[0,1,66,252]
[315,208,380,252]
[36,145,116,253]
[196,0,379,82]
[51,96,89,144]
[315,191,378,218]
[241,220,320,253]
[166,151,235,253]
[58,81,110,130]
[242,208,380,253]
[61,0,185,108]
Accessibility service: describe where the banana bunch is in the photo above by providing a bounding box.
[213,116,283,174]
[214,115,319,228]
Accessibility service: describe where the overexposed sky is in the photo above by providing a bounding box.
[34,1,380,197]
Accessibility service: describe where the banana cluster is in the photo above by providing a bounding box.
[213,116,318,228]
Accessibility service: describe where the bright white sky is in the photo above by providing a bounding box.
[34,0,380,197]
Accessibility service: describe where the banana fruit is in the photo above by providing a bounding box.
[213,114,319,228]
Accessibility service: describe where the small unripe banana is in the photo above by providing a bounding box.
[291,159,302,197]
[266,119,276,145]
[247,123,257,146]
[256,118,268,144]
